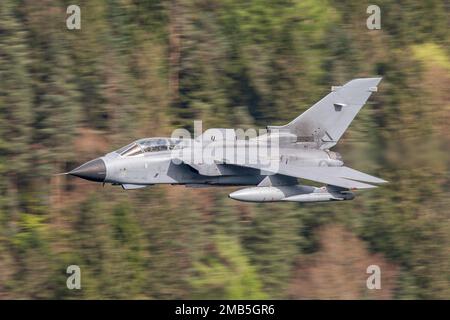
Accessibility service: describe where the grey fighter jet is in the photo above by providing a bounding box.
[67,78,387,203]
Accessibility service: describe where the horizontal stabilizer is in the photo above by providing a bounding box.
[277,166,378,189]
[317,166,387,184]
[209,156,383,189]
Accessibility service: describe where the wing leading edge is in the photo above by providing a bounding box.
[221,160,386,189]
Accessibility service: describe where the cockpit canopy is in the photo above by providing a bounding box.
[116,138,183,157]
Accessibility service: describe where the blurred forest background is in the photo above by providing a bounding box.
[0,0,449,299]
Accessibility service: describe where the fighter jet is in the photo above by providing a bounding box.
[67,78,387,203]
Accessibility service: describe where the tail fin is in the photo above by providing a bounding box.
[268,78,381,149]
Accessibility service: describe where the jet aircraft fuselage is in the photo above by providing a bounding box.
[67,78,387,202]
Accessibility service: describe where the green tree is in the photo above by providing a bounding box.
[190,234,267,299]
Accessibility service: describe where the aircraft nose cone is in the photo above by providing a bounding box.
[69,158,106,182]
